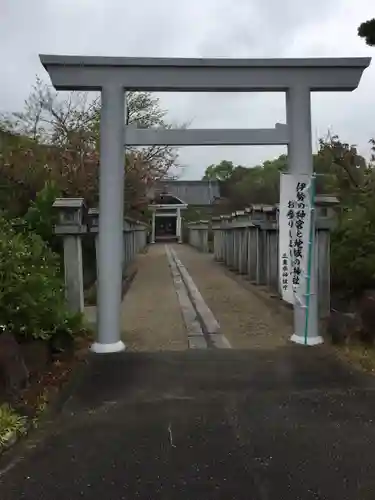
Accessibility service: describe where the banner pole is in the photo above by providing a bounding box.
[303,174,316,345]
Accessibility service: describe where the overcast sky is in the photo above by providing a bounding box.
[1,0,374,179]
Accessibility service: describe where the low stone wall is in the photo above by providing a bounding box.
[188,202,335,320]
[187,220,209,253]
[54,200,149,314]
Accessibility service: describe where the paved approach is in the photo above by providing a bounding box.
[119,244,292,351]
[1,245,375,499]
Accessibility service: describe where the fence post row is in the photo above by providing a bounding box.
[186,220,209,252]
[53,199,148,313]
[188,197,337,320]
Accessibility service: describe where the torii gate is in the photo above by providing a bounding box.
[40,55,370,353]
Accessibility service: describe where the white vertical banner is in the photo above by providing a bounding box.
[279,173,313,305]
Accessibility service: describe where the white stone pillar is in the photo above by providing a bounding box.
[286,85,321,346]
[63,235,84,313]
[91,85,126,354]
[176,208,182,243]
[94,233,100,279]
[151,211,156,244]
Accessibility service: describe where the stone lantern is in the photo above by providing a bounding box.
[53,198,87,232]
[53,198,87,313]
[87,207,99,230]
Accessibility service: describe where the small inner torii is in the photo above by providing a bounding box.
[150,192,187,243]
[40,54,371,353]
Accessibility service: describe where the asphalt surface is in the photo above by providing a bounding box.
[1,347,375,499]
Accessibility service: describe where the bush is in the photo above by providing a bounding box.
[0,404,28,448]
[331,201,375,294]
[0,216,81,341]
[24,181,60,244]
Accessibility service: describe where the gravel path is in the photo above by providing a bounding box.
[121,244,187,351]
[173,244,292,349]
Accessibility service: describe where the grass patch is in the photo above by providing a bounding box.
[0,404,28,449]
[19,331,93,417]
[335,343,375,374]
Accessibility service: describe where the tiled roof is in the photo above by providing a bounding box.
[53,198,85,208]
[156,180,220,205]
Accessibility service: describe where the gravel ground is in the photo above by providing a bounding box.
[121,244,187,351]
[173,244,293,349]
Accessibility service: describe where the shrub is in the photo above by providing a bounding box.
[24,180,60,245]
[0,216,80,341]
[331,200,375,294]
[0,404,28,448]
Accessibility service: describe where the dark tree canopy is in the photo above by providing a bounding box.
[204,134,375,293]
[0,78,180,218]
[202,160,234,181]
[358,18,375,46]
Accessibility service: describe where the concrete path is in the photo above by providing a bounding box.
[120,245,187,351]
[2,348,375,499]
[2,245,375,498]
[87,244,291,351]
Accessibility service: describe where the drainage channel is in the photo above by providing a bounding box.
[165,245,231,349]
[165,245,207,349]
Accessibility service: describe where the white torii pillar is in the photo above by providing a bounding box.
[286,86,320,345]
[92,86,126,353]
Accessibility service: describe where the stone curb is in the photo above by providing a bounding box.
[121,267,138,300]
[170,248,220,336]
[165,245,207,349]
[169,247,232,349]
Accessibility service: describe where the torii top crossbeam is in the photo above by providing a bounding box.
[40,55,370,92]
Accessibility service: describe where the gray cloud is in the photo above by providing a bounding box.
[0,0,374,179]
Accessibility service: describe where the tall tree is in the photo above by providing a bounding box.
[205,139,370,212]
[315,134,368,204]
[218,155,288,209]
[358,18,375,46]
[202,160,234,181]
[0,78,180,215]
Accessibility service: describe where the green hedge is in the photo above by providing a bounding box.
[0,216,81,341]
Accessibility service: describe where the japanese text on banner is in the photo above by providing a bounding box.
[279,173,313,304]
